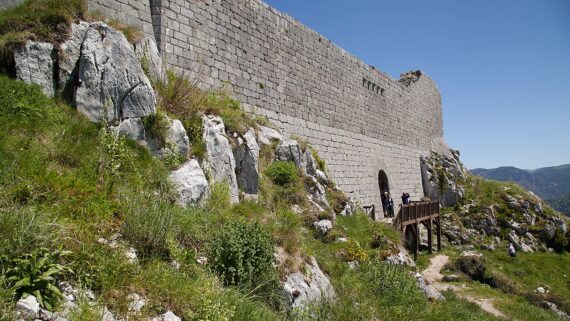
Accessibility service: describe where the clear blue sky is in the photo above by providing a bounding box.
[264,0,570,170]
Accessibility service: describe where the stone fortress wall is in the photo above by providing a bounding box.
[66,0,449,212]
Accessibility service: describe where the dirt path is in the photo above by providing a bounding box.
[422,255,507,319]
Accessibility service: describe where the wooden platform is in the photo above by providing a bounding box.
[393,201,442,259]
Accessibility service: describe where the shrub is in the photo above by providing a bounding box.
[0,248,72,310]
[264,161,298,186]
[342,240,368,262]
[455,254,486,282]
[143,111,170,149]
[549,229,569,252]
[210,220,274,287]
[155,70,208,118]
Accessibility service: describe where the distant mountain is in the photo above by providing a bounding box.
[471,164,570,215]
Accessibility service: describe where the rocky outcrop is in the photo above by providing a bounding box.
[234,128,260,195]
[420,150,466,206]
[110,118,146,143]
[169,159,209,206]
[58,21,90,93]
[305,175,330,208]
[75,22,156,122]
[256,125,282,147]
[385,246,416,266]
[202,115,239,203]
[275,139,303,169]
[283,256,336,308]
[415,272,444,301]
[165,119,190,158]
[15,41,56,97]
[134,36,166,83]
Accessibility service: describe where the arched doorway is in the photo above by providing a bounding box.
[378,170,390,217]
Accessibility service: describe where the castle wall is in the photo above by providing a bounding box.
[88,0,447,212]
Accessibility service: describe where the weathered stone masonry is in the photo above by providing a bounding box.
[84,0,449,212]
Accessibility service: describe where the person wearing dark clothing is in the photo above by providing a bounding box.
[401,192,411,205]
[381,192,388,217]
[382,192,394,218]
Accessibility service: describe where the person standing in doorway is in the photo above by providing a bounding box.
[401,192,411,205]
[381,192,388,217]
[386,193,394,218]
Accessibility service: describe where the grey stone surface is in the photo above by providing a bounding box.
[275,139,303,169]
[15,295,40,319]
[306,175,329,208]
[59,21,90,92]
[385,246,415,267]
[303,149,318,177]
[75,22,156,122]
[421,151,465,206]
[415,273,445,301]
[313,219,333,235]
[234,128,260,194]
[169,159,209,206]
[202,115,239,203]
[257,125,283,147]
[15,41,56,97]
[134,36,166,82]
[283,256,336,308]
[110,118,146,142]
[167,119,190,158]
[151,311,181,321]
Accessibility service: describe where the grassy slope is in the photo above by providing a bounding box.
[0,74,523,320]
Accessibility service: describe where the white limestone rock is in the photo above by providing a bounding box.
[15,40,56,97]
[275,139,303,169]
[202,115,239,203]
[256,125,282,147]
[313,219,333,235]
[315,169,329,186]
[166,119,190,157]
[385,246,416,267]
[305,175,330,208]
[58,21,90,92]
[415,272,444,301]
[234,128,260,194]
[15,295,40,319]
[302,148,317,176]
[151,311,181,321]
[134,36,166,82]
[110,118,146,142]
[283,256,336,308]
[75,22,156,122]
[420,151,466,206]
[127,293,145,313]
[169,159,210,206]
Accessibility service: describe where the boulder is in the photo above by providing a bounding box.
[169,159,210,206]
[110,118,146,142]
[275,139,303,169]
[313,219,333,235]
[15,40,56,97]
[420,152,465,206]
[151,311,182,321]
[315,169,329,186]
[234,128,260,195]
[305,175,329,208]
[415,273,445,301]
[302,149,318,176]
[134,36,166,82]
[75,22,156,122]
[202,115,239,203]
[166,119,190,157]
[58,21,90,93]
[385,246,415,267]
[15,295,40,319]
[540,223,557,242]
[127,293,145,313]
[256,125,282,147]
[283,256,336,308]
